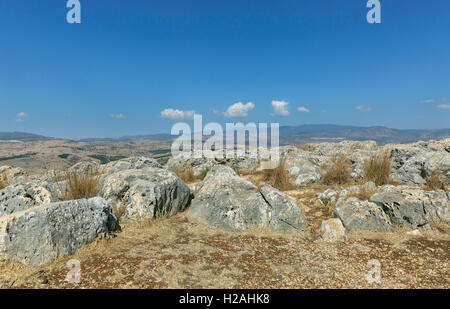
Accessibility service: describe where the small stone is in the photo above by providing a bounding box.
[320,218,346,242]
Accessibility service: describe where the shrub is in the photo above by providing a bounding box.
[62,166,100,201]
[424,172,447,191]
[296,144,316,152]
[363,151,391,186]
[0,174,8,190]
[262,157,295,191]
[199,167,210,181]
[175,167,196,183]
[346,184,376,201]
[322,155,352,185]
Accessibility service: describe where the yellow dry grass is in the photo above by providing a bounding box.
[345,184,376,201]
[424,172,447,191]
[61,166,100,201]
[363,151,392,186]
[321,155,352,185]
[0,174,8,190]
[174,167,197,183]
[261,157,295,191]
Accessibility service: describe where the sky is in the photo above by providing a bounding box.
[1,0,449,138]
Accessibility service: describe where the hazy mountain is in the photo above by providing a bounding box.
[278,125,450,144]
[2,125,449,144]
[77,134,173,142]
[0,132,52,141]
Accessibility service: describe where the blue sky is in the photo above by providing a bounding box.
[1,0,449,138]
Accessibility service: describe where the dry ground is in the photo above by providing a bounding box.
[1,184,448,289]
[0,139,172,174]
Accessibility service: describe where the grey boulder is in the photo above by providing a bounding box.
[332,197,393,233]
[369,186,449,228]
[187,165,307,233]
[101,167,192,220]
[0,182,55,217]
[0,197,117,267]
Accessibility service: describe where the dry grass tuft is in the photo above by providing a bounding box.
[322,155,352,185]
[345,185,376,201]
[296,144,316,151]
[297,144,309,151]
[261,157,295,191]
[424,172,447,191]
[62,166,100,201]
[174,167,197,183]
[363,151,391,186]
[0,174,8,190]
[113,203,126,223]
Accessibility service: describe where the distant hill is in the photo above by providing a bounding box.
[278,125,450,144]
[78,125,450,144]
[78,133,173,142]
[2,125,449,144]
[0,132,52,141]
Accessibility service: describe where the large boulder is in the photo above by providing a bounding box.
[0,197,117,267]
[102,157,162,175]
[332,197,393,233]
[330,183,449,232]
[0,182,55,217]
[389,140,450,185]
[369,185,450,228]
[166,149,260,176]
[0,166,29,186]
[101,167,192,220]
[187,165,307,233]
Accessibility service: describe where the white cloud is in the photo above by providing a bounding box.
[109,113,125,119]
[15,112,29,122]
[221,102,255,118]
[297,106,310,113]
[271,100,290,117]
[437,104,450,109]
[160,108,197,120]
[355,105,372,112]
[421,99,435,104]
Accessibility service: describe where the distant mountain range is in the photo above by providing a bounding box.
[1,125,449,144]
[0,132,52,142]
[278,125,450,144]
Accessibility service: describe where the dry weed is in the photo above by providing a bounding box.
[322,155,352,185]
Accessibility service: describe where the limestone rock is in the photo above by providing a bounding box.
[0,197,117,267]
[332,197,393,232]
[0,182,54,217]
[320,218,346,242]
[187,165,307,233]
[101,167,192,220]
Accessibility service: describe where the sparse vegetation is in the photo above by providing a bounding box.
[296,144,316,151]
[199,167,210,181]
[424,172,447,191]
[175,167,197,183]
[0,174,8,190]
[0,152,37,162]
[262,157,295,191]
[61,166,100,201]
[363,151,391,186]
[89,155,127,165]
[345,185,376,201]
[322,155,352,185]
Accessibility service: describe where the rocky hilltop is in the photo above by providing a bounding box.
[0,139,448,269]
